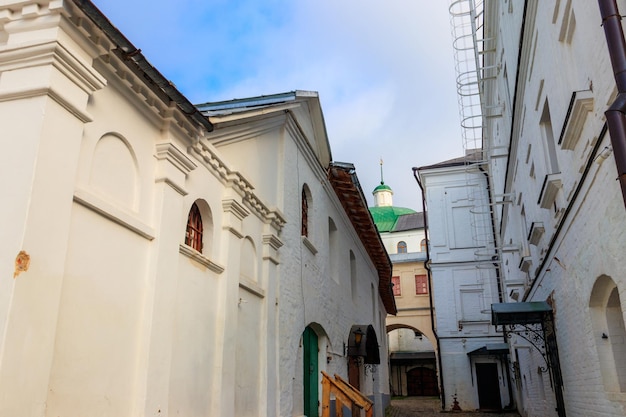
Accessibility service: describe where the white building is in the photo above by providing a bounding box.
[456,0,626,416]
[0,1,395,416]
[417,153,510,411]
[369,181,438,397]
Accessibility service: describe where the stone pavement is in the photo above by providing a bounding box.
[385,397,521,417]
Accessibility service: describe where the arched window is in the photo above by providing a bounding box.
[397,241,407,254]
[185,203,203,252]
[301,187,309,237]
[420,239,427,252]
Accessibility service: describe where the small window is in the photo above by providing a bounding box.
[415,274,428,295]
[420,239,427,252]
[392,276,401,296]
[397,241,407,254]
[185,203,203,252]
[301,188,308,237]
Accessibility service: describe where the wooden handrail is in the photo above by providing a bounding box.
[321,371,373,417]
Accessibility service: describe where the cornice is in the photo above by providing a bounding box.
[222,198,250,221]
[154,142,197,175]
[178,244,225,274]
[189,141,286,232]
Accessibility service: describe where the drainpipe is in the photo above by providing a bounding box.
[412,168,445,410]
[599,0,626,208]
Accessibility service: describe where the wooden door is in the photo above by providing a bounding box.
[407,367,439,396]
[303,327,319,417]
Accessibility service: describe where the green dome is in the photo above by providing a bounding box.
[369,206,416,232]
[373,183,392,193]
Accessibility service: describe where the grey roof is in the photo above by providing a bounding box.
[416,149,484,171]
[196,91,298,116]
[393,212,425,232]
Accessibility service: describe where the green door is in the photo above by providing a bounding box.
[303,327,319,417]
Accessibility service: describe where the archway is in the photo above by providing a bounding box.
[590,275,626,393]
[386,324,438,397]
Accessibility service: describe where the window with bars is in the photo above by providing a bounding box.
[301,188,308,237]
[185,203,203,252]
[392,276,401,296]
[415,274,428,295]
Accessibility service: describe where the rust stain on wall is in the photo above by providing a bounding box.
[14,250,30,278]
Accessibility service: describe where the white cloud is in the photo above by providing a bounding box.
[93,0,465,209]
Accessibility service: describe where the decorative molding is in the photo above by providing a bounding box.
[178,244,225,273]
[222,198,250,221]
[239,277,265,298]
[262,234,283,265]
[73,187,155,240]
[559,90,593,150]
[302,236,318,255]
[154,142,197,175]
[0,40,106,93]
[0,41,106,121]
[263,234,284,251]
[154,177,187,196]
[189,141,286,231]
[538,173,562,209]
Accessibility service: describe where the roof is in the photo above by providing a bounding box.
[74,0,213,133]
[393,211,425,231]
[373,183,392,193]
[327,162,397,315]
[196,91,301,116]
[197,90,333,168]
[369,206,417,232]
[491,301,553,325]
[467,343,510,356]
[417,149,484,171]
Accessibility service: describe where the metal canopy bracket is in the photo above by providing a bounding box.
[491,301,566,417]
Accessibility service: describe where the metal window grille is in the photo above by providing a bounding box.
[185,203,203,252]
[301,188,308,237]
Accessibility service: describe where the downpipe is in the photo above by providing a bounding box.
[599,0,626,207]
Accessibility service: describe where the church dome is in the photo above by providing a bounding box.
[373,183,392,193]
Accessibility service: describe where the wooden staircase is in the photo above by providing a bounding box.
[321,371,373,417]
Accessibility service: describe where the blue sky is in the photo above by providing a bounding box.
[94,0,463,210]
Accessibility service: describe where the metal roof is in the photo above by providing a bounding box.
[467,343,510,356]
[393,211,425,231]
[74,0,213,132]
[327,162,397,315]
[491,301,552,325]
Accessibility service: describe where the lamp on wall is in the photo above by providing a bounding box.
[353,327,365,347]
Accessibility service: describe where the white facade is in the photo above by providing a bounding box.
[372,185,437,397]
[476,0,626,416]
[418,159,509,411]
[0,2,393,416]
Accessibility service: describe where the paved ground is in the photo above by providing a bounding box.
[385,397,521,417]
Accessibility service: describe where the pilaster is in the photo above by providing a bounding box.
[135,141,196,416]
[210,197,249,416]
[0,2,105,415]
